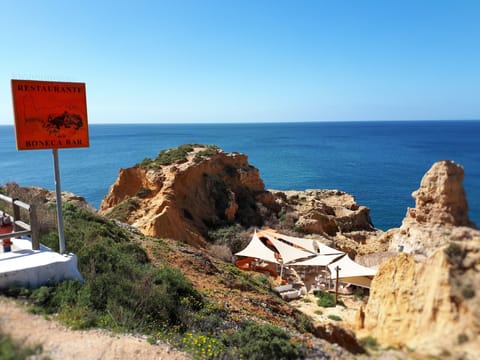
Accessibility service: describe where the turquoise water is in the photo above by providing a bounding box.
[0,121,479,230]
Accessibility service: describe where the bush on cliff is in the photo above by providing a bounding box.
[21,203,205,333]
[138,144,195,169]
[4,202,308,359]
[208,224,251,254]
[103,198,140,223]
[314,290,337,308]
[137,144,221,169]
[0,332,43,360]
[223,322,305,360]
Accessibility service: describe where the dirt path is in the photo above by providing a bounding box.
[0,296,190,360]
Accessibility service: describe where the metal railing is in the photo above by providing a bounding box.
[0,194,39,250]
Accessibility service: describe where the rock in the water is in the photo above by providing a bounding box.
[387,160,477,257]
[406,160,474,227]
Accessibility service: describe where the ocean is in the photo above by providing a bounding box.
[0,121,479,231]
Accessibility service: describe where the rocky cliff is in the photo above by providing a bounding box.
[270,189,384,257]
[407,160,474,227]
[360,160,480,358]
[100,145,267,247]
[362,241,480,357]
[385,160,477,257]
[99,145,377,248]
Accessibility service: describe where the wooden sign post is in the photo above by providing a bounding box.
[334,265,341,305]
[11,79,89,254]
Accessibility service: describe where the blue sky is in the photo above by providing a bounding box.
[1,0,479,124]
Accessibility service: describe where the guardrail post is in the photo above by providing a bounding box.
[12,199,21,232]
[30,204,39,250]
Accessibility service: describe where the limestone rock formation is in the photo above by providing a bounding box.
[314,323,365,354]
[100,145,379,248]
[359,160,480,358]
[270,189,384,257]
[274,190,374,235]
[388,160,477,257]
[406,160,473,227]
[362,241,480,358]
[100,145,266,247]
[2,182,93,212]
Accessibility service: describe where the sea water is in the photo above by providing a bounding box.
[0,120,478,230]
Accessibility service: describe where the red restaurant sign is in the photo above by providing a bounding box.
[11,79,90,150]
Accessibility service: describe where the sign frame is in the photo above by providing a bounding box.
[11,79,90,151]
[11,79,90,254]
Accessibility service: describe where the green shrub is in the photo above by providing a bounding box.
[458,333,469,344]
[224,322,305,360]
[193,145,220,162]
[208,225,249,254]
[327,314,342,321]
[29,203,205,333]
[104,198,140,222]
[353,289,364,299]
[295,313,316,334]
[0,332,43,360]
[444,242,465,266]
[461,284,475,299]
[314,291,336,307]
[138,144,196,169]
[135,187,152,198]
[29,286,55,308]
[359,336,379,350]
[219,265,271,295]
[2,202,307,358]
[182,332,225,359]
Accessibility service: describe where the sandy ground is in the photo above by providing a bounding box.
[0,296,190,360]
[290,291,363,329]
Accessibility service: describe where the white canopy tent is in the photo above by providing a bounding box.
[235,230,377,288]
[328,254,376,288]
[260,233,315,264]
[260,230,342,255]
[290,253,344,267]
[234,230,279,264]
[258,232,315,278]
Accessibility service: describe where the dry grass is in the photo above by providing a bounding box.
[208,244,233,262]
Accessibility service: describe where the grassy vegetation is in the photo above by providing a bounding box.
[225,322,305,360]
[104,198,139,222]
[444,242,465,266]
[353,289,365,299]
[137,144,220,170]
[457,333,469,344]
[359,336,379,351]
[138,144,195,169]
[461,284,475,299]
[193,145,220,163]
[208,224,250,254]
[6,203,204,334]
[2,202,304,359]
[218,262,272,295]
[327,314,342,321]
[0,332,45,360]
[314,290,337,308]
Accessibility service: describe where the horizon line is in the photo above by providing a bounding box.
[1,119,479,126]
